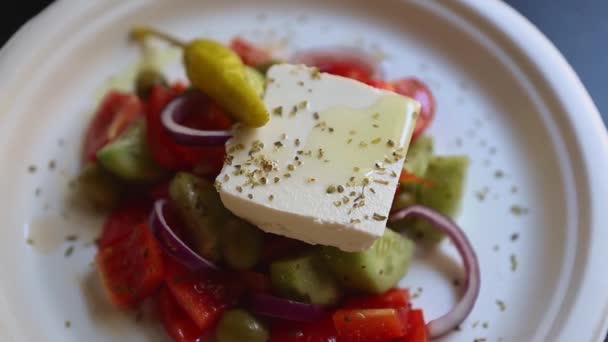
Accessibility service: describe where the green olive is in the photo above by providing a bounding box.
[221,219,263,270]
[216,310,268,342]
[76,162,122,209]
[135,67,167,99]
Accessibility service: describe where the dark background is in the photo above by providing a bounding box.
[0,0,606,340]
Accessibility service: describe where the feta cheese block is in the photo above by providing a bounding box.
[216,64,420,252]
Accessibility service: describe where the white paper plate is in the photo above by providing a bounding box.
[1,0,607,341]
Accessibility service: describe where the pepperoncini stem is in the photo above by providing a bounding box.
[129,26,186,48]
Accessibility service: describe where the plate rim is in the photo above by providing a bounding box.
[451,1,608,340]
[0,0,607,340]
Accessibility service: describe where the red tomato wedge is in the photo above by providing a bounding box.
[97,201,151,249]
[229,37,273,67]
[398,309,428,342]
[82,91,142,162]
[145,85,191,170]
[322,61,371,82]
[391,78,435,140]
[96,223,165,308]
[399,170,432,187]
[187,102,232,179]
[145,85,231,175]
[333,308,409,342]
[364,79,395,91]
[269,316,338,342]
[165,260,242,332]
[158,287,203,342]
[342,288,410,310]
[82,91,142,161]
[297,53,376,83]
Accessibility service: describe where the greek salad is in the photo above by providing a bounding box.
[77,26,480,342]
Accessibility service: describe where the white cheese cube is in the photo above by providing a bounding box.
[216,64,419,251]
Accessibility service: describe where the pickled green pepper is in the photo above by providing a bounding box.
[130,26,269,127]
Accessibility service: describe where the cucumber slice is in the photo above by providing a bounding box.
[96,121,165,182]
[221,218,263,270]
[321,229,414,294]
[270,252,341,306]
[411,155,469,242]
[75,162,122,208]
[169,172,231,261]
[393,136,433,212]
[403,135,434,177]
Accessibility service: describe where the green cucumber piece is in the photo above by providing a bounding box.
[321,229,414,294]
[403,135,434,177]
[75,162,122,208]
[411,155,469,242]
[270,252,340,306]
[217,309,268,342]
[96,121,165,182]
[221,218,263,270]
[393,135,433,213]
[169,172,231,261]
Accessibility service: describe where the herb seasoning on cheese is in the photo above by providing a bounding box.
[216,64,420,251]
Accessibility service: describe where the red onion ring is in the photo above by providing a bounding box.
[389,205,480,338]
[291,46,384,79]
[248,293,326,323]
[161,90,232,146]
[149,199,218,271]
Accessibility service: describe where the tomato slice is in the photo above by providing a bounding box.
[97,201,151,249]
[399,309,428,342]
[322,62,371,82]
[394,183,403,200]
[187,102,232,179]
[158,286,203,342]
[229,37,273,67]
[145,85,191,170]
[96,223,165,308]
[391,78,435,140]
[145,85,231,176]
[342,288,410,310]
[333,308,409,342]
[364,79,395,91]
[300,53,375,83]
[165,260,242,332]
[269,316,338,342]
[82,91,142,162]
[399,170,432,187]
